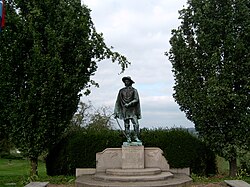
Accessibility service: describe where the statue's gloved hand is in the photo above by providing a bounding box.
[114,113,119,118]
[124,103,130,108]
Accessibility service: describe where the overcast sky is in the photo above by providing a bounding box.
[81,0,194,129]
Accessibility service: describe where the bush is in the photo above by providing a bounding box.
[0,153,23,160]
[141,128,217,176]
[46,128,123,175]
[46,127,216,176]
[240,152,250,175]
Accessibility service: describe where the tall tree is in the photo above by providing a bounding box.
[71,101,92,127]
[71,101,114,129]
[0,0,129,176]
[87,105,114,130]
[168,0,250,176]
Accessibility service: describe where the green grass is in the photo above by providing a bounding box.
[0,159,29,176]
[1,156,250,186]
[216,156,230,175]
[192,156,250,184]
[0,159,75,187]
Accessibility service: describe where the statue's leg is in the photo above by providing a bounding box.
[131,117,141,142]
[124,119,131,142]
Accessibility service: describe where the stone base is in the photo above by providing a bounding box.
[76,168,96,177]
[75,173,192,187]
[96,146,170,172]
[94,170,173,182]
[106,168,161,176]
[76,146,192,187]
[122,145,144,169]
[123,141,142,146]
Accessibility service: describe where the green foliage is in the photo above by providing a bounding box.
[71,101,115,130]
[46,129,123,175]
[239,152,250,176]
[168,0,250,175]
[0,0,129,176]
[0,153,23,160]
[46,128,216,176]
[0,136,14,156]
[141,128,217,176]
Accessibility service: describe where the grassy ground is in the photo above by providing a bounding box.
[0,159,74,186]
[192,156,250,184]
[0,157,249,186]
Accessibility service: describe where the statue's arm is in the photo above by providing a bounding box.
[127,89,139,107]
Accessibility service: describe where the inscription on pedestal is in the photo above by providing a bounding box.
[122,145,144,169]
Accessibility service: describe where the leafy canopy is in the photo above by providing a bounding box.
[0,0,129,162]
[168,0,250,162]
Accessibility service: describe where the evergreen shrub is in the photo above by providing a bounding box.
[46,128,123,175]
[46,127,216,176]
[141,128,217,176]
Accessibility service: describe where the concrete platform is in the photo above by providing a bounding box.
[224,180,250,187]
[106,168,162,176]
[94,171,173,182]
[76,146,192,187]
[24,182,49,187]
[75,173,192,187]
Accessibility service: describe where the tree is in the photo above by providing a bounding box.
[168,0,250,176]
[0,0,129,176]
[71,101,115,130]
[87,105,115,130]
[71,101,92,127]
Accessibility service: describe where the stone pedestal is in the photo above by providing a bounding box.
[95,147,171,172]
[76,146,192,187]
[122,145,144,169]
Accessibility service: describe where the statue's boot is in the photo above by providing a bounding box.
[125,124,131,142]
[133,124,141,142]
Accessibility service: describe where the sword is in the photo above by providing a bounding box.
[113,114,130,140]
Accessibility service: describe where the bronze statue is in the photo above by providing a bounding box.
[114,76,141,143]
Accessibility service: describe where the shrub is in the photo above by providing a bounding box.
[46,128,123,175]
[239,152,250,175]
[46,127,216,176]
[0,153,23,160]
[141,128,217,176]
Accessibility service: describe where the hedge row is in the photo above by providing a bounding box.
[140,128,216,175]
[46,129,124,175]
[46,128,216,176]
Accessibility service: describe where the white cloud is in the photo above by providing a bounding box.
[81,0,193,129]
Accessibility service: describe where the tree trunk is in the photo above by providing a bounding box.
[30,157,38,177]
[229,158,237,177]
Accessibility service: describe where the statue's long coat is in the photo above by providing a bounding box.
[114,86,141,120]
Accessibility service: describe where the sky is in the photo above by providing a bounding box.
[81,0,194,129]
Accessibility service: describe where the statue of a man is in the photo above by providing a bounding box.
[114,76,141,143]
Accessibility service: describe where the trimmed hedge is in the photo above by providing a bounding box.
[141,128,217,176]
[46,129,124,175]
[46,128,216,176]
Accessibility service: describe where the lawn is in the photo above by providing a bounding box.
[0,158,74,187]
[0,157,249,187]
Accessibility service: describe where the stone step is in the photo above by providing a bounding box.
[94,171,173,182]
[76,173,192,187]
[106,168,162,176]
[24,182,49,187]
[224,180,250,187]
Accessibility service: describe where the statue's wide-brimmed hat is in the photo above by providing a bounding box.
[122,76,135,84]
